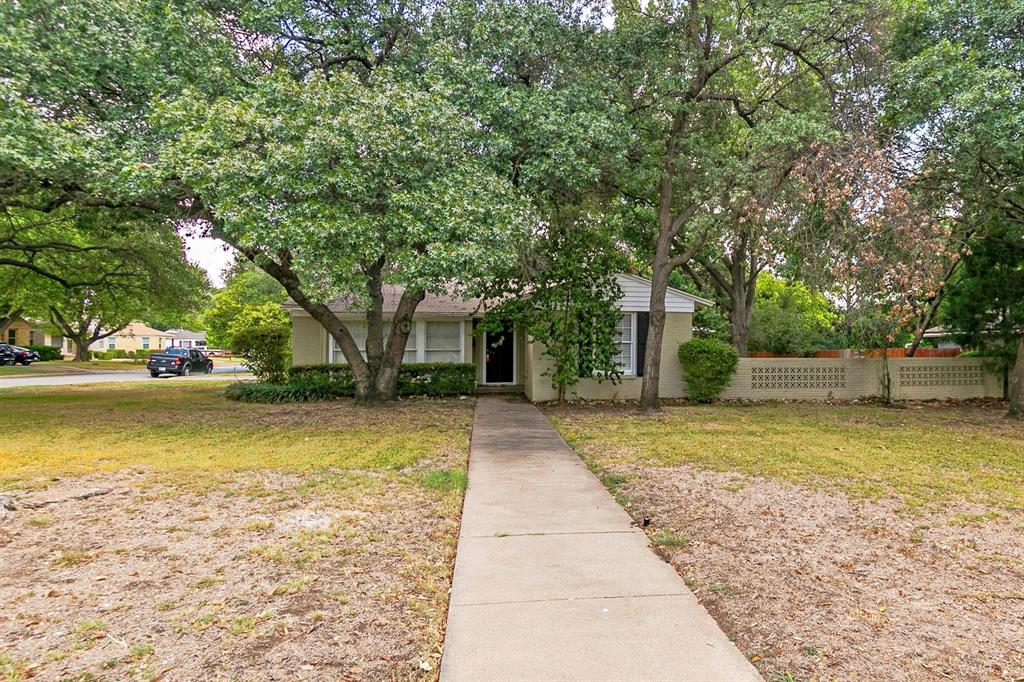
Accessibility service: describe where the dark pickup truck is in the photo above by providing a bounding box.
[147,347,214,377]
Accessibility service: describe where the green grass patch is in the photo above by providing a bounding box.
[226,616,256,636]
[55,550,93,568]
[0,383,473,488]
[0,360,151,375]
[0,652,30,682]
[129,643,154,660]
[651,528,690,548]
[75,619,106,634]
[422,469,468,493]
[548,403,1024,510]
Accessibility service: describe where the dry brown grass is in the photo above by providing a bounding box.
[0,383,473,681]
[547,401,1024,681]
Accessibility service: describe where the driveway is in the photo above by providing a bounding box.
[0,365,250,389]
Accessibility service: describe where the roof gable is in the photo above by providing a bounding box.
[614,274,714,313]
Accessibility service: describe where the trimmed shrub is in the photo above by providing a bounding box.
[225,377,344,403]
[26,345,62,361]
[396,363,477,396]
[678,338,739,403]
[231,324,291,383]
[289,362,476,397]
[92,349,129,360]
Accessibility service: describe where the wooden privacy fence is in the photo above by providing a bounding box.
[717,357,1003,401]
[753,348,962,359]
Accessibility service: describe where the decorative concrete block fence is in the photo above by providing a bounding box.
[717,357,1003,402]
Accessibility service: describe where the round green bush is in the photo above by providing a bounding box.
[230,323,291,383]
[677,338,739,403]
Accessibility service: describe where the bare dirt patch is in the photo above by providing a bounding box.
[611,464,1024,681]
[1,467,461,681]
[0,385,474,681]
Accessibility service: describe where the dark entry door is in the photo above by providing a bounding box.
[485,325,515,384]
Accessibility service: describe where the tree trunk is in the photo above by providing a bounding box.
[906,290,946,357]
[1009,336,1024,419]
[907,258,961,357]
[728,266,757,358]
[880,350,892,404]
[369,287,424,404]
[730,302,751,357]
[73,335,91,361]
[686,249,759,357]
[639,260,670,412]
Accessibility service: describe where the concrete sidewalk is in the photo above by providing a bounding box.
[440,397,762,681]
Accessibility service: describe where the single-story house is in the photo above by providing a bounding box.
[4,318,63,348]
[168,329,208,349]
[81,322,175,354]
[287,274,713,402]
[920,326,962,350]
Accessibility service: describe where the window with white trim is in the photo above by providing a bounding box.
[107,337,116,349]
[611,313,635,375]
[425,321,462,362]
[142,336,150,349]
[330,322,416,364]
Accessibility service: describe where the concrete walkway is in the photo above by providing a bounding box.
[440,397,762,681]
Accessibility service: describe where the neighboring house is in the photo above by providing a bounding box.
[82,322,175,354]
[168,329,208,349]
[4,318,64,348]
[286,274,713,402]
[921,326,962,350]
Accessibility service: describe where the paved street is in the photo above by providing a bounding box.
[0,365,250,389]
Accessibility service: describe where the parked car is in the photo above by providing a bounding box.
[146,348,214,377]
[0,344,39,365]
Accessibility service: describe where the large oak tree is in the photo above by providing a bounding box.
[605,0,876,410]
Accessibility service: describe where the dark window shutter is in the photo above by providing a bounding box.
[636,312,649,377]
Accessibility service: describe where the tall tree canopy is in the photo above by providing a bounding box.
[888,0,1024,415]
[203,260,288,349]
[606,0,877,410]
[2,0,624,402]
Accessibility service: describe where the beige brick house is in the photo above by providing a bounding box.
[287,274,712,402]
[3,318,63,348]
[82,322,174,354]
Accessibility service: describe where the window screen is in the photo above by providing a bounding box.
[425,321,462,362]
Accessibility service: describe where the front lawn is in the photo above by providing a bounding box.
[0,363,82,376]
[0,360,148,375]
[547,401,1024,681]
[0,383,472,680]
[551,401,1024,509]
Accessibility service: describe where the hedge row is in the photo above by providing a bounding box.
[90,349,159,360]
[227,362,477,403]
[24,344,62,361]
[225,376,340,403]
[288,362,477,397]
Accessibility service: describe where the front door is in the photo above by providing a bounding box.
[484,325,515,384]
